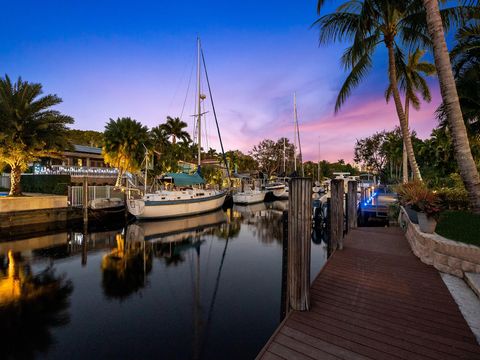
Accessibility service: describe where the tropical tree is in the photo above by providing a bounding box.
[314,0,466,182]
[103,117,150,187]
[422,0,480,212]
[159,116,191,144]
[0,75,73,195]
[386,48,435,182]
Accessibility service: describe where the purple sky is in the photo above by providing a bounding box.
[1,0,443,163]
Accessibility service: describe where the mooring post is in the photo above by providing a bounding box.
[330,179,344,251]
[287,177,312,311]
[347,181,358,231]
[83,176,88,226]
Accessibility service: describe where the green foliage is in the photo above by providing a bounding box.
[201,165,224,187]
[250,138,294,177]
[436,210,480,246]
[103,117,150,185]
[20,175,71,195]
[66,129,104,147]
[396,181,441,218]
[0,75,73,195]
[159,116,191,144]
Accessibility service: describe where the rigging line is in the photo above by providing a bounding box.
[201,49,231,180]
[168,52,193,115]
[180,56,196,121]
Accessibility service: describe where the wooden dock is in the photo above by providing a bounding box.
[257,227,480,360]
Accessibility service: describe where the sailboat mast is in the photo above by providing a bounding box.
[293,92,297,172]
[197,37,202,168]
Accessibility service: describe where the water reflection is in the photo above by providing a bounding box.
[101,233,153,300]
[0,204,328,360]
[0,251,73,359]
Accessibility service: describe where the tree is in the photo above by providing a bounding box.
[386,48,435,182]
[159,116,191,144]
[422,0,480,212]
[250,138,294,177]
[354,131,389,178]
[103,117,150,187]
[314,0,465,181]
[0,75,73,195]
[65,129,104,147]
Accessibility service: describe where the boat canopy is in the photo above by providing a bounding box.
[164,172,205,186]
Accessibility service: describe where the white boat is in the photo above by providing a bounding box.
[127,38,227,219]
[265,183,288,199]
[233,189,265,204]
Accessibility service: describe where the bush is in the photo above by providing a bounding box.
[396,181,441,219]
[20,175,71,195]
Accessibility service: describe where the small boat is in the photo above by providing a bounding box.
[233,189,265,204]
[265,182,288,199]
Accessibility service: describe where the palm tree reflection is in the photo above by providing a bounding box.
[101,234,153,300]
[0,251,73,359]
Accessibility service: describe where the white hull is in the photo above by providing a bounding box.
[232,191,265,204]
[127,190,226,219]
[126,209,227,243]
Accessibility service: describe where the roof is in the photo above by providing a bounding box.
[72,145,102,155]
[164,172,205,186]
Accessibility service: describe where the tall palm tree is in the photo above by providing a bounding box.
[103,117,150,187]
[422,0,480,212]
[314,0,465,181]
[0,75,73,195]
[159,116,191,144]
[387,48,436,182]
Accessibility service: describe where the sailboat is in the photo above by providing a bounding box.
[127,38,227,219]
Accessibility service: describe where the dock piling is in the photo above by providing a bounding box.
[330,179,344,250]
[347,181,358,231]
[287,177,312,311]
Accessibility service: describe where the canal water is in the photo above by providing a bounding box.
[0,201,328,359]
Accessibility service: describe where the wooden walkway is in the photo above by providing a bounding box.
[257,227,480,360]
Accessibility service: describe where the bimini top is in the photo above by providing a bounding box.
[163,172,205,186]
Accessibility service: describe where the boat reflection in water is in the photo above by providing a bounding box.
[0,204,327,360]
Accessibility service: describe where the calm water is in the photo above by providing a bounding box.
[0,201,328,360]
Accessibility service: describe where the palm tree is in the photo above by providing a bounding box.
[314,0,465,181]
[103,117,150,187]
[387,48,436,182]
[159,116,191,144]
[0,75,73,196]
[422,0,480,212]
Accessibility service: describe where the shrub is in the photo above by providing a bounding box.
[396,181,441,219]
[20,175,71,195]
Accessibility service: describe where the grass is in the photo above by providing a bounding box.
[436,210,480,246]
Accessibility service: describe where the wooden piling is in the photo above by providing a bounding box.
[287,177,312,311]
[82,177,88,226]
[347,181,358,231]
[330,179,344,251]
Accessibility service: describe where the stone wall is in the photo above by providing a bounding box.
[399,207,480,277]
[0,195,67,213]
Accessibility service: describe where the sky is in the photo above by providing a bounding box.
[1,0,444,163]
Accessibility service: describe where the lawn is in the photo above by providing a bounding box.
[436,210,480,247]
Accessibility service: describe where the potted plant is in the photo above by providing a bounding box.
[396,181,423,224]
[396,182,441,232]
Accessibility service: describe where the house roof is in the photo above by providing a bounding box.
[72,145,102,155]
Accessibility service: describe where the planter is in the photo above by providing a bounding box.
[417,212,437,233]
[404,205,419,224]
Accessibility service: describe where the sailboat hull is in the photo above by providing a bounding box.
[232,191,266,204]
[128,191,226,219]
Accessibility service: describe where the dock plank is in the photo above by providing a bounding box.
[257,227,480,360]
